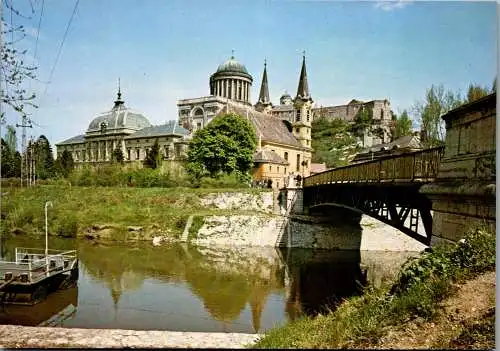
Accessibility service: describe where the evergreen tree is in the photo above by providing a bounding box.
[57,150,75,177]
[1,138,14,177]
[393,110,413,140]
[34,135,55,179]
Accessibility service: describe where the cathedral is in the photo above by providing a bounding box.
[177,54,314,187]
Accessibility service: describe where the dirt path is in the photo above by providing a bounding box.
[0,326,261,349]
[373,270,496,349]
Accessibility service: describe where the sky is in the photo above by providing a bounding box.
[2,0,498,148]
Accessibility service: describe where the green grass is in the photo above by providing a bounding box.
[253,228,496,349]
[0,184,270,241]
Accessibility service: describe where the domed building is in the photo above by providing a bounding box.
[177,53,314,187]
[56,87,190,164]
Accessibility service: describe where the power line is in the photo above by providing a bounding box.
[33,0,44,65]
[40,0,79,104]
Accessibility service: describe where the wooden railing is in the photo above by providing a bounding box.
[304,147,445,187]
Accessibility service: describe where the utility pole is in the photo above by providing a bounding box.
[16,116,33,187]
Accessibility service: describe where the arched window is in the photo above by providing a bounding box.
[296,109,301,122]
[284,152,288,161]
[307,110,311,122]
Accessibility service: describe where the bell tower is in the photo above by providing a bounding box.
[255,60,272,114]
[292,53,313,149]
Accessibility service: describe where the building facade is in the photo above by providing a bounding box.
[178,54,314,188]
[56,89,190,163]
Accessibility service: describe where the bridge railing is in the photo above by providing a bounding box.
[304,147,444,187]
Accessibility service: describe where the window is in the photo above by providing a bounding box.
[296,154,300,172]
[165,146,170,159]
[284,152,288,161]
[307,110,311,122]
[228,81,232,99]
[284,167,287,174]
[136,149,140,159]
[380,110,384,119]
[269,165,272,172]
[277,166,280,172]
[197,122,202,129]
[296,109,301,122]
[295,128,299,134]
[238,86,242,100]
[127,149,131,160]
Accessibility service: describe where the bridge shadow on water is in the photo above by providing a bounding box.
[282,248,367,320]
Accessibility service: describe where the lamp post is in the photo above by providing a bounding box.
[45,201,53,259]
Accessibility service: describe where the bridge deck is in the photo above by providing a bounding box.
[304,147,444,187]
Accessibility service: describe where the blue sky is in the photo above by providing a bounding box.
[3,0,498,147]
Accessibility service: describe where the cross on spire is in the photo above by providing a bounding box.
[231,49,235,59]
[114,77,124,108]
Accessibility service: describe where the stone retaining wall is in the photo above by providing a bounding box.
[191,213,427,251]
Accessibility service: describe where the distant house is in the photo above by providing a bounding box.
[351,133,423,163]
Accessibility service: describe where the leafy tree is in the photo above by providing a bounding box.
[412,84,462,148]
[57,150,74,177]
[492,77,497,93]
[186,113,257,181]
[466,83,489,103]
[111,148,124,163]
[392,110,413,140]
[311,117,359,168]
[143,139,162,169]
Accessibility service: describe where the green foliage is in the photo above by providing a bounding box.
[143,139,162,169]
[254,227,496,349]
[186,113,257,180]
[34,135,56,179]
[412,84,463,148]
[351,106,373,137]
[198,173,249,188]
[111,148,125,163]
[56,150,74,177]
[392,110,413,140]
[311,117,359,168]
[466,83,490,103]
[391,228,495,296]
[54,214,79,238]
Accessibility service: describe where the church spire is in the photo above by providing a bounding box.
[295,52,310,100]
[257,59,270,105]
[255,59,272,113]
[114,78,125,108]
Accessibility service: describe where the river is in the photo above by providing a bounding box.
[0,235,417,333]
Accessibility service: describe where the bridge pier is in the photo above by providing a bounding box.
[421,93,496,244]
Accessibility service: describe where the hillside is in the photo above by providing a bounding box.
[311,117,360,168]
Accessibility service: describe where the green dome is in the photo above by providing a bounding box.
[215,56,250,76]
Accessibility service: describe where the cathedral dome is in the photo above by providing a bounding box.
[213,56,253,81]
[86,91,152,134]
[280,91,293,105]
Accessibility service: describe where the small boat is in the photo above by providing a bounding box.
[0,247,78,305]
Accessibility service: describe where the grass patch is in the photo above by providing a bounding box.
[253,228,496,349]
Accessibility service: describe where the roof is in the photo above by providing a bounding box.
[56,134,85,146]
[125,122,189,139]
[225,101,304,148]
[87,91,152,133]
[253,149,289,165]
[311,162,327,173]
[272,105,293,112]
[358,134,423,154]
[212,56,252,80]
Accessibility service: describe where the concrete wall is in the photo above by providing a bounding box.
[421,94,496,244]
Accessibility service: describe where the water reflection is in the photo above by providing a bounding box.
[1,236,416,333]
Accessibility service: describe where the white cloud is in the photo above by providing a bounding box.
[374,0,412,11]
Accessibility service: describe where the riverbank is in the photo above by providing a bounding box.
[253,228,495,349]
[1,184,426,251]
[0,185,273,241]
[0,325,260,348]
